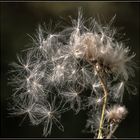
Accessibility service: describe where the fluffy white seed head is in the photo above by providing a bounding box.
[8,9,136,137]
[106,105,128,123]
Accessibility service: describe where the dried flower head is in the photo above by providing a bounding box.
[106,105,128,123]
[70,28,135,81]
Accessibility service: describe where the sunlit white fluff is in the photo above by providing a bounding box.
[105,105,128,123]
[8,8,136,138]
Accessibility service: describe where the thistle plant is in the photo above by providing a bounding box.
[8,9,137,139]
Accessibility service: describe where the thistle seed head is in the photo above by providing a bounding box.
[8,8,136,138]
[106,105,128,123]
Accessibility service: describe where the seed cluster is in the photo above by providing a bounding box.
[8,9,136,138]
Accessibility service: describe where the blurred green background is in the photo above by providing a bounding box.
[0,2,140,138]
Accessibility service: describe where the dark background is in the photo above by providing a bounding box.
[0,2,140,138]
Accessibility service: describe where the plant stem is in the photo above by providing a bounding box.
[106,124,119,139]
[95,64,108,139]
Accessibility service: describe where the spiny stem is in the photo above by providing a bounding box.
[95,64,108,139]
